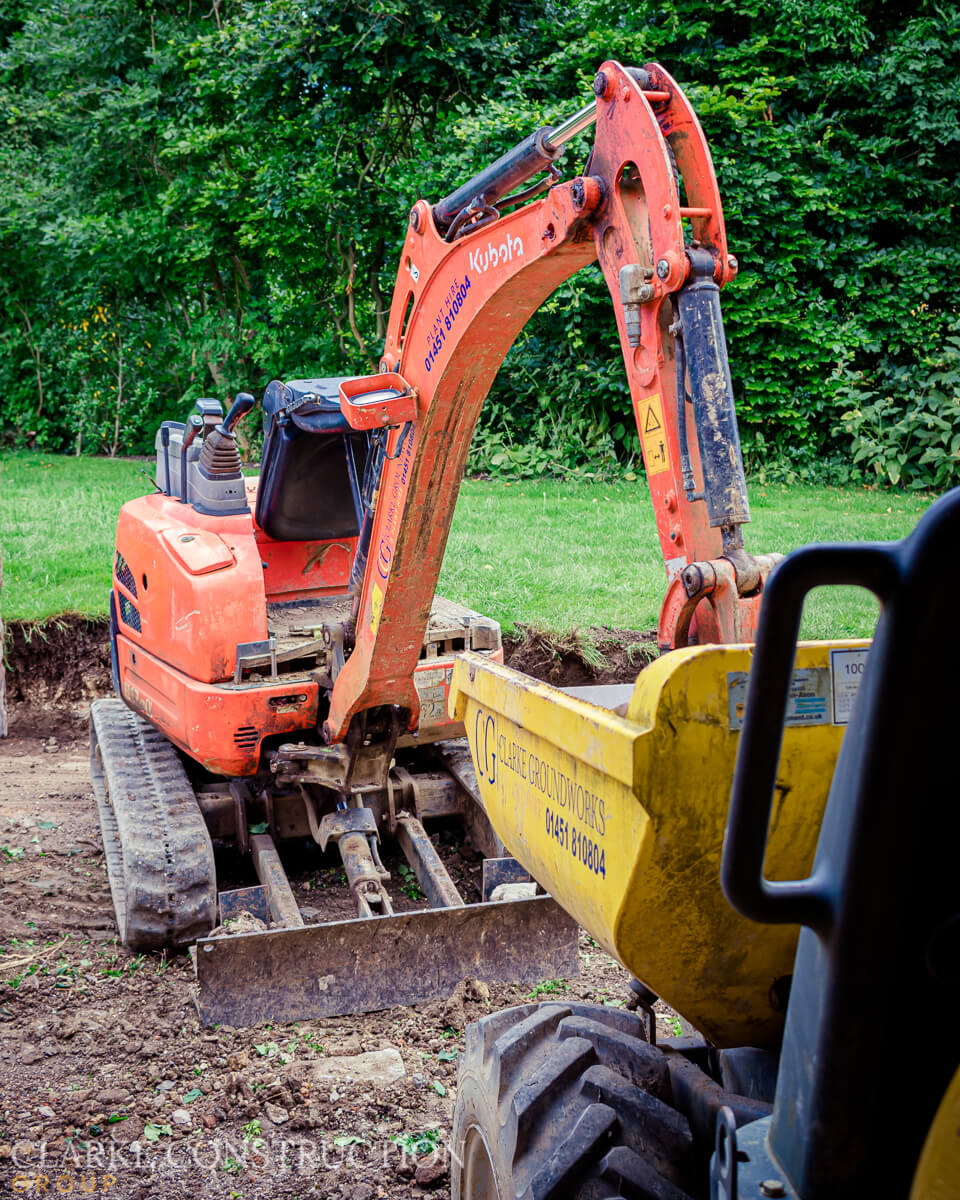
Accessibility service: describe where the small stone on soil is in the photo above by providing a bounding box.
[415,1157,449,1188]
[289,1047,406,1088]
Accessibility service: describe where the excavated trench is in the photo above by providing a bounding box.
[2,615,657,736]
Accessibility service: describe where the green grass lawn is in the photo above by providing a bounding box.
[440,478,932,639]
[1,453,152,623]
[0,451,935,640]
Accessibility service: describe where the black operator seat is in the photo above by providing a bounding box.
[255,378,368,542]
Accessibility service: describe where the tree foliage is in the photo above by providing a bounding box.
[1,0,958,486]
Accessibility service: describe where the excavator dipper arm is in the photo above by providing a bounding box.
[324,60,777,745]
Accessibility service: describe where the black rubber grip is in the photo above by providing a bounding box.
[722,543,897,931]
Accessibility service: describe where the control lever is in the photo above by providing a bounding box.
[196,392,255,484]
[180,414,203,504]
[160,425,171,495]
[220,392,255,436]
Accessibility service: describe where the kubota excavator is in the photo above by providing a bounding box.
[92,60,787,1026]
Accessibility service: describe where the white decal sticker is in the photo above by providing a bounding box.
[468,235,523,275]
[830,647,870,725]
[728,668,831,731]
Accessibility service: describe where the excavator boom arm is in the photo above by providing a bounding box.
[325,60,772,743]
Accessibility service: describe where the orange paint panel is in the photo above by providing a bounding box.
[256,532,355,601]
[246,470,357,601]
[115,493,267,684]
[121,661,186,743]
[116,635,318,777]
[160,527,235,574]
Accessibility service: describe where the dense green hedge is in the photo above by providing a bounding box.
[1,1,958,488]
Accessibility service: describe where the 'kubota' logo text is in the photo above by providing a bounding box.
[469,235,523,275]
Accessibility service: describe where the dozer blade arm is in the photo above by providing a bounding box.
[325,60,774,744]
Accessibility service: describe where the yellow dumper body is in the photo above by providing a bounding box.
[450,640,869,1048]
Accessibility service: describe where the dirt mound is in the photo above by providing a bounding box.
[503,625,658,687]
[0,627,670,1198]
[4,615,111,736]
[2,617,657,737]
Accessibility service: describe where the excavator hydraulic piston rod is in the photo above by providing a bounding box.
[676,248,751,535]
[541,101,598,152]
[432,128,562,235]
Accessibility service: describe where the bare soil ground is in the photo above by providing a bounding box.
[0,622,666,1199]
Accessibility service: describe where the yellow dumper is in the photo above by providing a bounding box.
[447,491,960,1199]
[450,640,867,1049]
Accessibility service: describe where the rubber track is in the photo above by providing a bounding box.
[90,699,217,949]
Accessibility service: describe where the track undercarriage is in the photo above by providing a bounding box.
[92,595,580,1027]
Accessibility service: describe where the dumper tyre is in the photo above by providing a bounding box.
[452,1001,698,1200]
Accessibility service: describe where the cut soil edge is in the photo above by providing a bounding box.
[1,615,658,738]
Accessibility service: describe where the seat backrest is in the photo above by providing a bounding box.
[255,378,367,542]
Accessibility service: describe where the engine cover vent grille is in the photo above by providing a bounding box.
[233,726,258,751]
[114,552,137,597]
[118,593,142,633]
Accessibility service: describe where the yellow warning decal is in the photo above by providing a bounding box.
[370,584,384,635]
[640,393,670,475]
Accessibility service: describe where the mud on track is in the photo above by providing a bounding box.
[0,619,669,1199]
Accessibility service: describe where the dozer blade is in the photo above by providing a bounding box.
[193,895,578,1028]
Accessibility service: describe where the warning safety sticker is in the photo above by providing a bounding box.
[370,584,384,635]
[639,393,670,476]
[415,665,454,723]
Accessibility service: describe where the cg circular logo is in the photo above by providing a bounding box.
[376,539,393,580]
[474,709,496,784]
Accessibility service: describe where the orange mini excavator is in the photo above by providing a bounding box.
[91,60,779,1026]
